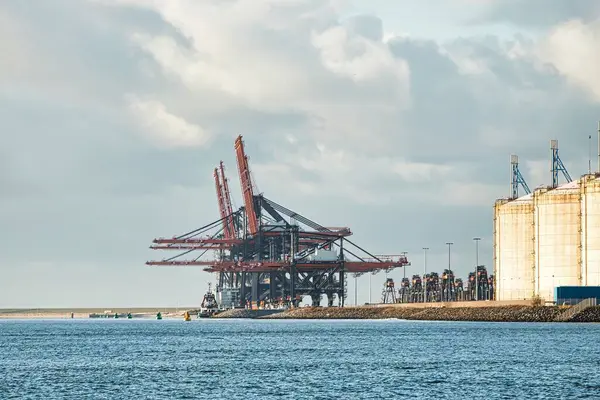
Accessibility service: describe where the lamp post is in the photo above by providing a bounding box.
[445,242,453,303]
[473,237,481,301]
[422,247,429,302]
[445,242,453,270]
[369,273,372,304]
[354,274,357,306]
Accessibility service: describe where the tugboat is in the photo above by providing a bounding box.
[198,283,219,318]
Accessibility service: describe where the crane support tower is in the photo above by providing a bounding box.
[147,135,410,308]
[551,140,572,188]
[381,278,397,304]
[511,155,531,199]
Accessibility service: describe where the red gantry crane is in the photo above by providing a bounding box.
[147,135,410,307]
[219,161,237,240]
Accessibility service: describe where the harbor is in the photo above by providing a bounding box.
[143,131,600,313]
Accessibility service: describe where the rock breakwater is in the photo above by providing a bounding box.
[248,305,600,322]
[568,306,600,322]
[213,309,285,319]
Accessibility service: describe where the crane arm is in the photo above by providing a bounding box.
[219,161,237,239]
[214,168,231,239]
[234,135,259,235]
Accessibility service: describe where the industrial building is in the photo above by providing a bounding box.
[494,130,600,303]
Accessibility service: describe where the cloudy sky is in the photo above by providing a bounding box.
[1,0,599,307]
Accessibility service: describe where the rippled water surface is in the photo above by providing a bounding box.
[1,319,600,399]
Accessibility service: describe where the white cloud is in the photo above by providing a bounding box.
[391,160,454,183]
[0,9,37,80]
[251,142,459,206]
[538,19,600,102]
[114,1,598,206]
[310,25,409,83]
[4,0,600,306]
[125,1,339,111]
[123,0,411,150]
[446,49,491,76]
[253,154,498,207]
[441,182,506,206]
[126,94,211,148]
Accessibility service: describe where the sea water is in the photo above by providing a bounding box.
[1,319,599,399]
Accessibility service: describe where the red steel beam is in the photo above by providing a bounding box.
[152,238,244,245]
[234,135,259,235]
[152,239,324,250]
[262,230,352,238]
[150,245,232,250]
[219,161,237,239]
[214,168,231,239]
[146,260,408,273]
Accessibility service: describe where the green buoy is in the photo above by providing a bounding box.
[156,312,162,320]
[114,313,119,319]
[127,312,132,319]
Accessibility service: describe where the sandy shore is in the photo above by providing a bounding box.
[6,304,600,322]
[0,308,189,319]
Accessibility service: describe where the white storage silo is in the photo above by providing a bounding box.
[581,175,600,286]
[533,182,582,302]
[493,196,535,300]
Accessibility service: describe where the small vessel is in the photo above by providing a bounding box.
[156,312,162,320]
[183,311,191,321]
[198,283,219,318]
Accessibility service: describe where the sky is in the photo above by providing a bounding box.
[1,0,600,307]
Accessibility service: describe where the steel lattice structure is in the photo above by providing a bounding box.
[147,135,410,308]
[395,267,494,303]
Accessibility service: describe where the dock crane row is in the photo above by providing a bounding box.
[393,266,494,304]
[147,135,410,308]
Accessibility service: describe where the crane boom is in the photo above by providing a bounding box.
[234,135,259,235]
[214,167,231,239]
[147,255,409,273]
[219,161,237,239]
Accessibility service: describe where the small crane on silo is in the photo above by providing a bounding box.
[511,155,531,199]
[550,140,572,188]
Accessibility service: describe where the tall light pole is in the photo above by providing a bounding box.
[473,237,481,301]
[445,242,453,270]
[354,274,357,306]
[445,242,453,303]
[422,247,429,303]
[369,273,372,304]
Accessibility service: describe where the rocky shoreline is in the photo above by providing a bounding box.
[214,305,600,322]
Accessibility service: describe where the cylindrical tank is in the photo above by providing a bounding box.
[534,182,581,302]
[581,175,600,286]
[493,196,535,300]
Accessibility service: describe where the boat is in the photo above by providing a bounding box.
[198,283,219,318]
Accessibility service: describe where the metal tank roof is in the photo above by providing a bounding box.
[551,180,580,191]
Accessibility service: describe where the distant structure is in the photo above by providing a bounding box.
[381,278,397,304]
[494,132,600,303]
[550,139,572,188]
[511,155,531,199]
[146,135,410,308]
